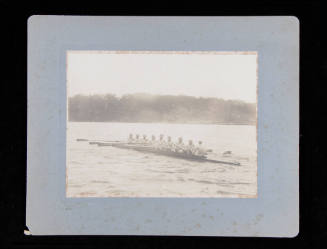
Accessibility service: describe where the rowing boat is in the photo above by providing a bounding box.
[98,142,240,166]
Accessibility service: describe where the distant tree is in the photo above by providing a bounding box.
[68,93,256,125]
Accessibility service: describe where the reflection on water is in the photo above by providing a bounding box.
[66,122,257,198]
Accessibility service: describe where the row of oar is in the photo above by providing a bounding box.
[76,138,129,147]
[76,138,241,165]
[77,138,220,153]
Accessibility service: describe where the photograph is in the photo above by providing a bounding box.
[66,51,258,198]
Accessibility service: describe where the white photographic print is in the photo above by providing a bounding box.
[66,51,258,198]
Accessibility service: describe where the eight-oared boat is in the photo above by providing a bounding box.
[97,142,241,166]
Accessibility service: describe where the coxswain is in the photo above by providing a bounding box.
[194,141,207,156]
[223,150,232,157]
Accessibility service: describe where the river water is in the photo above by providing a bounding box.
[66,122,257,198]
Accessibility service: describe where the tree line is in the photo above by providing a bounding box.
[68,93,256,125]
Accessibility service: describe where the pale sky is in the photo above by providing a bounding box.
[67,51,257,103]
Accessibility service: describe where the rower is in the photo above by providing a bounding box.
[166,136,174,151]
[142,134,148,144]
[135,134,140,143]
[158,134,166,150]
[128,134,134,143]
[187,140,195,155]
[150,135,156,145]
[175,137,186,153]
[153,135,161,149]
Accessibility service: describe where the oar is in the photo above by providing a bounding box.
[97,142,128,147]
[76,138,121,143]
[205,158,241,166]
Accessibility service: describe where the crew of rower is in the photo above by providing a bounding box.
[127,134,208,156]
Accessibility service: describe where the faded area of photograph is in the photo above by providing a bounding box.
[66,51,257,198]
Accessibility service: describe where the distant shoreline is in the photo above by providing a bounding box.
[68,120,256,126]
[68,93,257,126]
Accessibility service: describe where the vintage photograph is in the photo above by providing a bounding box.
[66,51,257,198]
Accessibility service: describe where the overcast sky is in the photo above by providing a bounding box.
[67,51,257,103]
